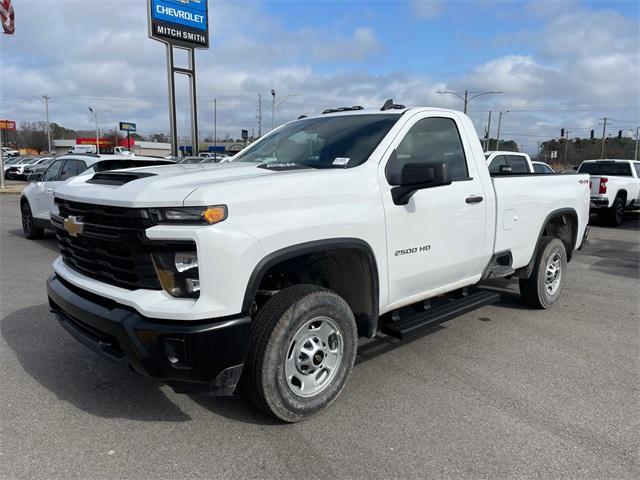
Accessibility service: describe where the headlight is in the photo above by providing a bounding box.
[152,250,200,298]
[147,205,227,225]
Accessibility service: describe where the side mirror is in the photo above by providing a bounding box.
[27,173,42,183]
[572,165,579,171]
[499,164,513,174]
[387,156,451,205]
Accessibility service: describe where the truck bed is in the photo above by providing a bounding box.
[491,173,590,269]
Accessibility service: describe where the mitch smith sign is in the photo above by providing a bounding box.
[148,0,209,49]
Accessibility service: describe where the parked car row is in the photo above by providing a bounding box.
[4,156,56,180]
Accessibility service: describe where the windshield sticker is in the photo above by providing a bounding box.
[333,157,350,166]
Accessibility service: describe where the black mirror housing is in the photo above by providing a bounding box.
[389,161,452,205]
[572,165,579,171]
[27,173,41,182]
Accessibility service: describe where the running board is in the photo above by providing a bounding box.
[381,290,501,340]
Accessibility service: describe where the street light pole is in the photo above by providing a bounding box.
[271,89,276,130]
[437,89,502,114]
[495,110,509,151]
[88,107,100,154]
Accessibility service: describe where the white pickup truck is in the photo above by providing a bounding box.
[485,151,534,174]
[577,159,640,226]
[47,104,590,422]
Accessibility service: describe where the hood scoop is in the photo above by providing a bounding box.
[87,171,157,186]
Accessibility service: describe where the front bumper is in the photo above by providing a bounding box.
[47,273,252,395]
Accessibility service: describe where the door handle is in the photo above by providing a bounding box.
[465,195,483,204]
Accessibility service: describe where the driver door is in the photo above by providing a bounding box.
[31,159,65,220]
[379,112,490,309]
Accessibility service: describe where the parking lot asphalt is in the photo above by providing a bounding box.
[1,191,638,480]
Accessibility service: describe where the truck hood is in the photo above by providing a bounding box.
[54,162,304,207]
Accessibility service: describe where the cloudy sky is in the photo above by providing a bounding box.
[1,0,639,152]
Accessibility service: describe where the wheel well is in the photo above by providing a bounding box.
[249,244,378,337]
[542,211,577,262]
[616,190,627,203]
[516,209,578,279]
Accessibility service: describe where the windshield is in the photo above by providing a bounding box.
[578,162,632,176]
[232,114,400,168]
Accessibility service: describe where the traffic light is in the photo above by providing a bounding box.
[617,130,622,139]
[560,128,565,138]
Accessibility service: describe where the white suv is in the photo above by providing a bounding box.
[20,154,174,238]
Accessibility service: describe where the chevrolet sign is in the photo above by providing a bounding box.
[148,0,209,49]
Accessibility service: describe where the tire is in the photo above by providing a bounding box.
[607,197,624,227]
[519,237,567,309]
[21,201,44,239]
[243,284,358,423]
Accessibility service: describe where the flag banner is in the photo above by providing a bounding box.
[0,0,14,35]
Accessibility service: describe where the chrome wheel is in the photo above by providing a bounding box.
[284,316,343,398]
[545,250,562,296]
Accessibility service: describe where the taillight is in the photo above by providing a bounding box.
[599,177,608,194]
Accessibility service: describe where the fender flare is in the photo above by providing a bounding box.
[242,238,380,337]
[517,208,579,279]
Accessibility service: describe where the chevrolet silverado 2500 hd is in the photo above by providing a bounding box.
[47,105,590,422]
[577,159,640,226]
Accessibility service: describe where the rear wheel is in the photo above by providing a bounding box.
[519,237,567,309]
[21,202,44,239]
[243,285,358,422]
[607,197,624,227]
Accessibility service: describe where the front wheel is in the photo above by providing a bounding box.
[21,202,44,239]
[519,237,567,309]
[243,285,358,422]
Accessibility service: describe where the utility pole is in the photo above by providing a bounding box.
[271,89,276,130]
[437,89,502,114]
[43,95,52,153]
[257,94,262,138]
[599,117,610,159]
[495,110,510,151]
[634,126,639,161]
[484,110,492,151]
[213,98,217,149]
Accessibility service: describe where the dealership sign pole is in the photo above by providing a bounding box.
[119,121,137,152]
[0,120,17,189]
[148,0,209,157]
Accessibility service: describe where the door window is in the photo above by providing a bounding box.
[59,159,87,181]
[390,117,469,182]
[42,159,65,181]
[506,155,529,173]
[633,163,640,178]
[488,155,507,173]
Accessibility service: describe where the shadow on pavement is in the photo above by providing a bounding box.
[589,211,640,231]
[2,304,290,425]
[7,228,60,253]
[2,304,191,422]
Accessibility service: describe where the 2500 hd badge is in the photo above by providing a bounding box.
[395,245,431,256]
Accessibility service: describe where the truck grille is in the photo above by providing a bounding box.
[52,199,190,291]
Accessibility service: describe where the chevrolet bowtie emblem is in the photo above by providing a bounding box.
[64,216,84,237]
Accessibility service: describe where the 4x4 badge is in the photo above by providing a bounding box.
[64,216,84,237]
